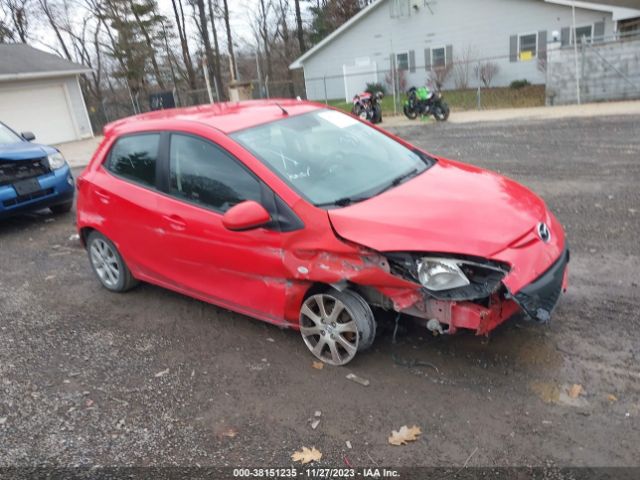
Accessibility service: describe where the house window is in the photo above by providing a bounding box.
[518,33,537,61]
[396,52,409,71]
[390,0,409,18]
[431,47,446,68]
[574,25,593,44]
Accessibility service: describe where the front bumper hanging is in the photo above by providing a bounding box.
[513,247,570,323]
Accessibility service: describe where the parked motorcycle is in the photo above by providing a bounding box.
[351,91,383,124]
[403,86,450,121]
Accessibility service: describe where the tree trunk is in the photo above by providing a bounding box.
[294,0,305,53]
[195,0,216,99]
[222,0,236,81]
[171,0,197,90]
[207,0,224,100]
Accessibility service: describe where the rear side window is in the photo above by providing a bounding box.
[169,134,262,212]
[107,134,159,187]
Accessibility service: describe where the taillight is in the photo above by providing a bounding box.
[76,176,86,190]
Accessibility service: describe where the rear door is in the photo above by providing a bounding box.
[153,132,291,323]
[92,132,167,279]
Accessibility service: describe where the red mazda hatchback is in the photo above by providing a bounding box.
[77,99,568,365]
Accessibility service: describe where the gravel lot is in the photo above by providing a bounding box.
[1,115,639,469]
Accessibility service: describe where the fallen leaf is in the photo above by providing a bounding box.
[388,425,422,446]
[291,446,322,464]
[607,394,618,402]
[312,361,324,370]
[568,384,584,398]
[155,368,169,378]
[221,427,238,438]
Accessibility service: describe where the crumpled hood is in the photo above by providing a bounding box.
[328,158,548,259]
[0,142,54,161]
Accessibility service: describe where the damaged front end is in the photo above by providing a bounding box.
[384,253,520,335]
[376,245,569,335]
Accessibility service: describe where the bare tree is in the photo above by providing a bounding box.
[428,64,452,90]
[193,0,215,97]
[2,0,31,42]
[221,0,236,81]
[170,0,197,89]
[475,61,499,88]
[293,0,305,53]
[452,45,475,90]
[207,0,224,99]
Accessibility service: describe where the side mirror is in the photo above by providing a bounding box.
[222,200,271,231]
[21,131,35,142]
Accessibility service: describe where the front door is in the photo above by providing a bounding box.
[154,132,290,323]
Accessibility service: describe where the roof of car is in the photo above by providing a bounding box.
[105,99,325,136]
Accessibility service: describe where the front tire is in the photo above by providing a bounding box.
[87,231,139,292]
[299,289,376,366]
[403,104,418,120]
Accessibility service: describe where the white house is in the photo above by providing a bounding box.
[290,0,640,101]
[0,44,93,145]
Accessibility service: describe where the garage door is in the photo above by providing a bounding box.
[0,83,77,145]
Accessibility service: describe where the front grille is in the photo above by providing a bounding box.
[0,157,50,186]
[3,188,54,207]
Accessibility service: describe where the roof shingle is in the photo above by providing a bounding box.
[0,43,90,77]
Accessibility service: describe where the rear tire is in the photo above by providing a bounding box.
[434,102,450,121]
[87,231,139,292]
[299,289,376,366]
[50,201,73,214]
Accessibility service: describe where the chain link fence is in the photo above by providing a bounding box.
[88,30,639,132]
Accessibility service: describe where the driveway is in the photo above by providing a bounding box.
[1,115,639,469]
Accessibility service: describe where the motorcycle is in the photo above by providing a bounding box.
[403,86,450,121]
[351,91,383,124]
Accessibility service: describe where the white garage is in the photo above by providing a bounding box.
[0,44,93,145]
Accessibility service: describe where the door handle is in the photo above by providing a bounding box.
[162,214,187,231]
[95,190,110,204]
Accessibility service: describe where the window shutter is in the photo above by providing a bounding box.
[538,30,547,61]
[445,45,453,66]
[424,48,431,71]
[509,35,518,62]
[594,21,605,42]
[561,27,571,46]
[409,50,416,73]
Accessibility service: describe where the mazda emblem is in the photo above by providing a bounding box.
[537,222,551,243]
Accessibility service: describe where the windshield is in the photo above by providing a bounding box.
[0,123,22,145]
[231,109,432,207]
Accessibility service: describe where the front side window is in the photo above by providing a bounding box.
[0,123,22,145]
[107,134,159,187]
[169,134,262,212]
[431,47,446,68]
[231,109,431,207]
[396,52,409,71]
[519,33,537,60]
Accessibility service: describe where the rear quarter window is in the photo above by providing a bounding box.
[106,134,160,187]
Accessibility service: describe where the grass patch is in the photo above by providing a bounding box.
[326,85,545,116]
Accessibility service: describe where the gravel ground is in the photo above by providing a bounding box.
[1,115,639,469]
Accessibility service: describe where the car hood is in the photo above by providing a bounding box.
[327,158,548,259]
[0,143,54,161]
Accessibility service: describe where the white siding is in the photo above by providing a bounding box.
[299,0,614,100]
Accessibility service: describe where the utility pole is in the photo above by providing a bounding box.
[572,1,581,104]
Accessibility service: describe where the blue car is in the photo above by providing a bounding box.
[0,121,74,219]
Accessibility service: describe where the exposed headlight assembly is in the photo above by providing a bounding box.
[416,256,509,300]
[418,258,470,291]
[47,152,67,170]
